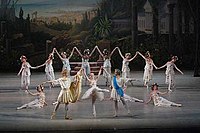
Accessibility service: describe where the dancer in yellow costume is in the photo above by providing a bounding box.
[43,68,83,120]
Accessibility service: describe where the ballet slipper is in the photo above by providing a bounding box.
[64,115,72,120]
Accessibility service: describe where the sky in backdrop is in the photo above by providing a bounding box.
[15,0,100,17]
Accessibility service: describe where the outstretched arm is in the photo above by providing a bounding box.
[158,90,168,95]
[157,63,167,70]
[152,61,158,69]
[36,61,46,69]
[110,47,118,57]
[74,47,83,57]
[27,89,39,96]
[137,51,146,60]
[129,52,138,62]
[174,64,184,74]
[68,47,75,59]
[117,47,125,59]
[96,46,104,57]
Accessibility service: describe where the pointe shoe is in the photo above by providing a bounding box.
[177,104,182,107]
[93,112,96,118]
[51,112,56,119]
[65,115,72,120]
[168,89,172,92]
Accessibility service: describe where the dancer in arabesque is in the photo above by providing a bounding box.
[146,83,182,107]
[81,66,109,118]
[110,69,143,117]
[157,56,183,92]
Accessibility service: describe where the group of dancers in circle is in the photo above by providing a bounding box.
[17,46,183,119]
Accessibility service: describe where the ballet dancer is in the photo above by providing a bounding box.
[96,46,118,86]
[157,56,183,92]
[37,50,55,88]
[110,69,133,117]
[116,47,138,85]
[81,66,110,118]
[137,51,158,89]
[146,83,182,107]
[43,69,83,120]
[17,85,47,110]
[53,47,75,74]
[17,55,38,91]
[74,47,96,76]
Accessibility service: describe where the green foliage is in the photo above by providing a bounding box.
[45,22,72,31]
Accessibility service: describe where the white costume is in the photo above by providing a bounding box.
[165,62,176,86]
[151,92,178,107]
[17,92,46,109]
[82,58,90,76]
[122,59,130,79]
[103,58,111,78]
[62,58,71,72]
[143,60,154,83]
[82,80,109,101]
[45,60,55,81]
[20,62,31,88]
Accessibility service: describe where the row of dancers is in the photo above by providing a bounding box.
[17,46,183,92]
[16,46,183,119]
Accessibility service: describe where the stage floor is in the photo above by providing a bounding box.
[0,71,200,132]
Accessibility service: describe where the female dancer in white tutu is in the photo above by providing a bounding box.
[146,83,182,107]
[43,69,83,120]
[137,51,158,89]
[81,66,110,118]
[110,69,143,117]
[116,47,138,85]
[74,47,96,76]
[54,47,75,74]
[17,85,47,110]
[17,55,38,90]
[37,50,55,88]
[96,46,118,86]
[158,56,183,92]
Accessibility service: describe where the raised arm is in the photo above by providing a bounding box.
[68,47,75,59]
[54,48,64,61]
[117,47,125,59]
[74,47,83,57]
[110,47,118,57]
[129,52,138,62]
[89,46,97,57]
[137,51,146,60]
[96,46,104,57]
[174,64,184,74]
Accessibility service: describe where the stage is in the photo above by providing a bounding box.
[0,71,200,132]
